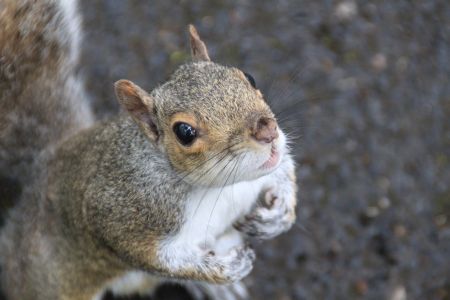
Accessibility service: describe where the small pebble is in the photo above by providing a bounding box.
[378,197,391,209]
[366,206,379,218]
[335,1,358,20]
[390,285,407,300]
[354,279,368,295]
[435,214,447,227]
[394,224,407,238]
[371,53,387,72]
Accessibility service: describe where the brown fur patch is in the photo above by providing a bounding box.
[168,112,209,155]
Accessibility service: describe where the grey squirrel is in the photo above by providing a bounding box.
[0,0,298,299]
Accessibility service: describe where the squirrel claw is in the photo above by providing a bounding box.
[235,188,296,240]
[206,246,255,283]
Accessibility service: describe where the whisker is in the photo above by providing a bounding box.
[186,150,243,242]
[188,154,231,216]
[229,155,244,216]
[188,151,231,186]
[266,63,307,105]
[186,153,233,228]
[203,157,238,248]
[175,141,241,185]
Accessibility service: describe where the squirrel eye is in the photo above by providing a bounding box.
[244,72,256,88]
[173,122,197,146]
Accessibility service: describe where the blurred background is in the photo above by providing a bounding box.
[79,0,448,299]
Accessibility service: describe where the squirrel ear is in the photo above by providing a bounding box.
[114,80,159,141]
[188,24,210,61]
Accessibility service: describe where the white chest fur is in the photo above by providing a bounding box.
[174,174,269,251]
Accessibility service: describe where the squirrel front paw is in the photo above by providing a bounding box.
[206,246,255,283]
[234,187,296,240]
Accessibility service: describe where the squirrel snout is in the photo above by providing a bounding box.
[252,117,279,144]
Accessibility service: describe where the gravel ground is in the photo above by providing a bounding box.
[5,1,450,299]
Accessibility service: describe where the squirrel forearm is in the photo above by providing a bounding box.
[153,232,255,284]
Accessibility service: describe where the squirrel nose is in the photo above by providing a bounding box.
[253,117,279,144]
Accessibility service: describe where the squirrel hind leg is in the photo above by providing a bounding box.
[99,271,159,299]
[100,273,249,300]
[182,281,249,300]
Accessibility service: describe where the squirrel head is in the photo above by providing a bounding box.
[115,25,287,187]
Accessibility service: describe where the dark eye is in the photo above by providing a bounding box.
[173,122,197,146]
[244,72,256,88]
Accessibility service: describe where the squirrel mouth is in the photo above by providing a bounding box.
[260,145,280,170]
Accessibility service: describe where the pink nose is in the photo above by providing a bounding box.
[253,117,279,143]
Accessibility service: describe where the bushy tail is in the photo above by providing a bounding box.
[0,0,93,215]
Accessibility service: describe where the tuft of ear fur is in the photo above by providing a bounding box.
[114,79,159,141]
[188,24,210,61]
